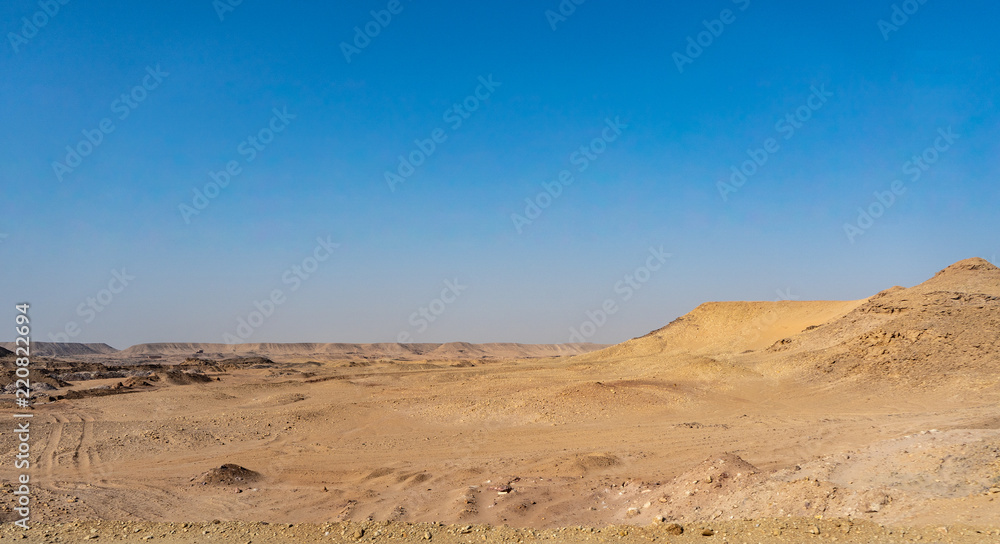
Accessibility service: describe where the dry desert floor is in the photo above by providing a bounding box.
[2,258,1000,542]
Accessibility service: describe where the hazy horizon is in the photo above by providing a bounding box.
[3,1,998,348]
[2,254,997,351]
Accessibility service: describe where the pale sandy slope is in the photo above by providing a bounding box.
[575,257,1000,385]
[581,298,866,360]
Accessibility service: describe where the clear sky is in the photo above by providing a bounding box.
[2,0,998,348]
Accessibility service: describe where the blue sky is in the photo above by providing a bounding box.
[2,0,998,348]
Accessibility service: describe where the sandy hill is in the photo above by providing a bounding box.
[912,257,1000,296]
[759,257,1000,381]
[118,341,606,360]
[576,257,1000,386]
[581,299,866,361]
[0,342,118,356]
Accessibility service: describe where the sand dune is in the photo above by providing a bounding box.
[582,299,866,361]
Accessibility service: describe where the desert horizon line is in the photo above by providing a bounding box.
[8,255,997,351]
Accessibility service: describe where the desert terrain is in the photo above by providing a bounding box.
[2,258,1000,543]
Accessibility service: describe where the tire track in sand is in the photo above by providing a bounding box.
[43,412,107,489]
[41,413,66,484]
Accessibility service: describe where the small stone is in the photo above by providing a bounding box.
[808,525,820,535]
[424,531,432,540]
[701,528,715,536]
[664,523,683,535]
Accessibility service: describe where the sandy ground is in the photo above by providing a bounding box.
[1,358,999,534]
[1,258,999,542]
[2,519,999,544]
